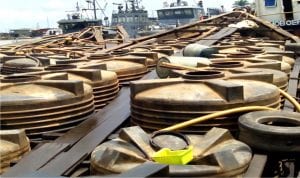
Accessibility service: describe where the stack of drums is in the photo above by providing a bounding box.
[87,52,149,83]
[183,42,293,74]
[63,69,119,110]
[130,71,281,134]
[210,58,292,74]
[7,64,120,111]
[0,76,95,138]
[130,46,166,60]
[42,65,120,111]
[256,54,295,67]
[99,59,148,83]
[113,55,156,69]
[164,60,289,104]
[0,56,42,75]
[0,129,30,174]
[207,61,289,90]
[227,67,288,105]
[128,52,158,68]
[109,49,158,68]
[212,45,295,68]
[87,53,112,61]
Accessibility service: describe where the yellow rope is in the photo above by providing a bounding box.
[160,106,277,132]
[279,89,300,112]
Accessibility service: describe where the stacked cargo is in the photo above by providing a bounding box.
[0,77,95,138]
[0,11,299,178]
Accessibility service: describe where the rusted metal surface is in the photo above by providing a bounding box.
[117,162,169,177]
[243,154,268,178]
[284,58,300,111]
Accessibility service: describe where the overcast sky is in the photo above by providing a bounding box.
[0,0,254,32]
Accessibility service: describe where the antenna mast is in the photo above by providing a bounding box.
[83,0,99,19]
[93,0,97,19]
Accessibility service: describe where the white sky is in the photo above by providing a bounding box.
[0,0,254,32]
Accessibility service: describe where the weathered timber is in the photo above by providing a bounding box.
[243,154,268,178]
[197,27,238,46]
[117,162,169,177]
[284,58,300,111]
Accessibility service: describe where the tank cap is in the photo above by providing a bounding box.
[210,61,243,68]
[1,75,40,83]
[45,64,77,71]
[182,70,225,80]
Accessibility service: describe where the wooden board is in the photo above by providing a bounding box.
[197,27,238,46]
[284,58,300,111]
[2,143,69,177]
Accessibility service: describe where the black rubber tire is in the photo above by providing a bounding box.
[238,111,300,152]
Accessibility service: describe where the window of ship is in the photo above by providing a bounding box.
[141,16,147,22]
[158,9,195,19]
[158,11,164,18]
[113,18,118,23]
[128,17,133,22]
[184,9,193,15]
[265,0,276,7]
[174,10,182,15]
[164,10,173,17]
[134,15,139,22]
[120,17,126,23]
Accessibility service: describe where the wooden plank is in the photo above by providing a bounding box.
[2,143,69,177]
[35,88,129,175]
[118,162,169,177]
[117,25,130,42]
[284,58,300,111]
[197,27,238,46]
[54,114,106,146]
[243,154,268,178]
[93,27,104,44]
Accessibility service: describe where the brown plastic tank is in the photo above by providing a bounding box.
[130,71,280,134]
[0,129,30,174]
[97,59,148,83]
[41,67,120,111]
[90,127,252,177]
[0,78,95,138]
